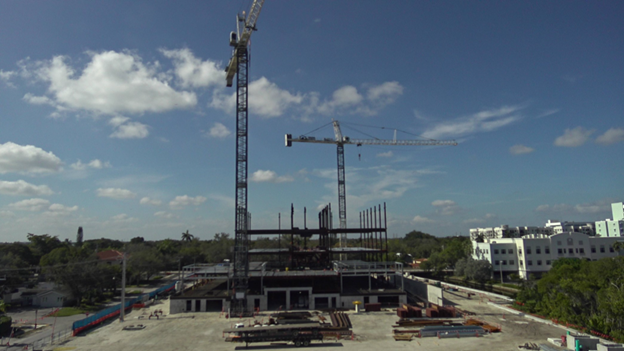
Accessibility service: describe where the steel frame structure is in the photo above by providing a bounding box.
[232,46,249,316]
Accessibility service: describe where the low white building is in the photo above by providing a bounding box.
[472,232,623,279]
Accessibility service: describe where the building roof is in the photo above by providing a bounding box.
[96,249,124,262]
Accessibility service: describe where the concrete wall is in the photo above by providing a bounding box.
[567,334,600,351]
[168,298,226,314]
[395,274,443,305]
[597,343,624,351]
[427,284,444,306]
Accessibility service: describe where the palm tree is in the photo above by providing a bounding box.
[612,241,624,254]
[181,230,194,242]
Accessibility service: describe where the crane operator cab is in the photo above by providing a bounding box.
[229,32,238,47]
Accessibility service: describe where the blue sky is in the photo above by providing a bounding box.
[0,1,623,242]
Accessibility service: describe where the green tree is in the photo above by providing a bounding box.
[181,230,194,242]
[464,259,492,283]
[128,247,165,282]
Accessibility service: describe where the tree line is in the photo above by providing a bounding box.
[515,257,624,342]
[1,229,479,306]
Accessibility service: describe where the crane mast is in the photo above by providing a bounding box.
[226,0,265,316]
[286,121,457,255]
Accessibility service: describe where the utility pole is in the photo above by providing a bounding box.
[120,252,126,322]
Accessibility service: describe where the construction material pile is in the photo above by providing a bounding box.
[463,318,501,333]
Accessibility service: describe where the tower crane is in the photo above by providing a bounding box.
[285,120,457,253]
[225,0,265,315]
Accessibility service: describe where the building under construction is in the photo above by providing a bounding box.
[169,203,408,314]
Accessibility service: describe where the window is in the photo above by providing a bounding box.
[575,248,579,253]
[579,248,585,254]
[558,248,563,254]
[502,260,507,265]
[509,249,514,254]
[526,247,532,254]
[528,260,533,266]
[501,249,506,254]
[510,260,515,265]
[494,249,499,254]
[536,246,541,254]
[519,249,523,254]
[610,247,615,253]
[545,246,550,254]
[537,260,542,265]
[600,246,605,253]
[494,260,500,265]
[591,246,596,253]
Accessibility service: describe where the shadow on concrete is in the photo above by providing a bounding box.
[234,342,344,349]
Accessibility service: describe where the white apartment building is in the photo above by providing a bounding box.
[545,220,595,236]
[595,202,624,237]
[469,225,552,241]
[472,232,623,279]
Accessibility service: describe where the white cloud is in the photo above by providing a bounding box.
[315,166,436,210]
[23,93,54,105]
[22,51,197,115]
[110,121,149,139]
[431,199,459,216]
[596,128,624,145]
[96,187,137,199]
[8,198,50,211]
[109,116,130,127]
[160,48,224,88]
[366,81,403,105]
[412,215,433,223]
[250,170,294,183]
[0,142,63,174]
[210,77,303,118]
[0,180,54,196]
[0,210,15,218]
[317,86,363,115]
[554,127,594,147]
[110,213,138,223]
[432,200,455,207]
[535,200,611,215]
[140,197,162,206]
[45,203,78,216]
[0,69,16,82]
[536,109,560,118]
[509,144,535,155]
[422,105,523,139]
[154,211,177,219]
[208,122,231,138]
[71,159,111,170]
[208,194,235,209]
[88,159,111,169]
[170,195,207,209]
[210,80,401,118]
[248,77,303,117]
[376,151,393,158]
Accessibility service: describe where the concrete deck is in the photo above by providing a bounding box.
[55,288,569,351]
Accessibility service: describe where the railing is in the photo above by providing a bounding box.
[72,281,176,335]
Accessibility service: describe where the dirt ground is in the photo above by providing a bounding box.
[54,290,569,351]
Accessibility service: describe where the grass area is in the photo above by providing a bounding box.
[493,283,521,290]
[50,307,90,317]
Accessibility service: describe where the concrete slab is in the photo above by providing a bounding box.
[57,290,569,351]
